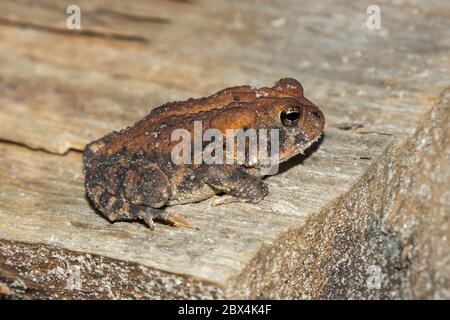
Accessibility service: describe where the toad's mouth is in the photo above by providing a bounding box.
[294,132,322,156]
[270,132,323,165]
[257,132,322,176]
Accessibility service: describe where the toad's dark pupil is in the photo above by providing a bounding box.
[285,112,299,121]
[281,107,301,126]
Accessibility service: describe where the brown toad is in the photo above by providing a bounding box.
[83,78,325,229]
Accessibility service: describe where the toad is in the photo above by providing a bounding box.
[83,78,325,229]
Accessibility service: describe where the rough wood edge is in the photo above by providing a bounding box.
[226,88,450,299]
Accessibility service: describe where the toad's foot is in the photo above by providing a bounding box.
[210,193,266,207]
[167,212,198,229]
[210,195,240,206]
[138,208,197,229]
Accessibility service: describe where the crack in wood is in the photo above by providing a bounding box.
[0,17,150,44]
[0,138,82,156]
[94,8,171,25]
[358,131,394,136]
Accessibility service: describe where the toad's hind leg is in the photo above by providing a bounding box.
[87,185,194,229]
[86,163,194,229]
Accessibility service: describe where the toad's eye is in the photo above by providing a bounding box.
[280,106,301,127]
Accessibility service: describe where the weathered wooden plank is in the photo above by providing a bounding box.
[0,0,449,299]
[0,126,371,285]
[1,0,449,154]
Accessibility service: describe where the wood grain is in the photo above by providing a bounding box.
[0,0,449,298]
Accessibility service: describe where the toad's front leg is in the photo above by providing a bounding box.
[202,165,269,206]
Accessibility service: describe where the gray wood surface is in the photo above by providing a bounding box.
[0,0,449,298]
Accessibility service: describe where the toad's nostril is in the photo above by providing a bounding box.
[312,109,322,119]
